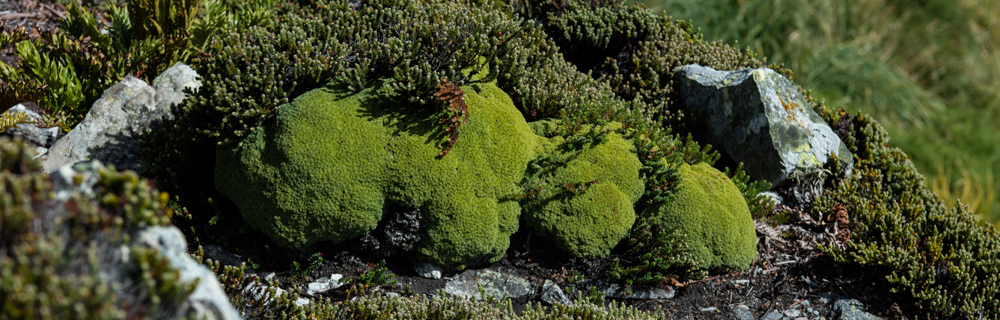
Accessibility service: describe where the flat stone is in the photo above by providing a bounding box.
[760,309,783,320]
[731,304,755,320]
[443,269,532,300]
[306,274,345,296]
[414,261,443,279]
[834,299,881,320]
[675,64,854,187]
[2,102,63,148]
[540,280,573,306]
[785,308,801,317]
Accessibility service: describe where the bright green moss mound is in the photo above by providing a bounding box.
[215,79,538,267]
[643,162,756,271]
[521,124,644,257]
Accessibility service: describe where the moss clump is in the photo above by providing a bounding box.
[0,138,196,319]
[642,162,756,271]
[142,0,765,274]
[215,78,537,268]
[521,123,644,257]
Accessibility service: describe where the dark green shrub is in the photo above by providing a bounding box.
[609,217,706,289]
[813,109,1000,318]
[725,162,774,220]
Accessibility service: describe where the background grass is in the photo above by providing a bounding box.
[636,0,1000,226]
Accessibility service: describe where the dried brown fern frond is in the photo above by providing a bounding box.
[434,78,470,157]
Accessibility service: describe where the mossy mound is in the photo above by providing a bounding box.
[521,123,644,257]
[215,79,538,268]
[643,162,756,271]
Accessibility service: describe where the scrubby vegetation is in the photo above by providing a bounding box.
[812,107,1000,319]
[4,0,1000,318]
[0,138,196,319]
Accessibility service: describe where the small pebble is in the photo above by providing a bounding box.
[700,307,717,312]
[784,309,801,317]
[800,300,810,307]
[734,279,750,284]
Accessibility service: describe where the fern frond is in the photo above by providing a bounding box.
[0,111,37,133]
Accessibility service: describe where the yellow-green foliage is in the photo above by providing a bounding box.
[521,123,644,257]
[642,162,756,271]
[215,78,537,268]
[0,111,35,133]
[0,138,196,319]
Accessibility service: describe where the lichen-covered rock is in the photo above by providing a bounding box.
[0,138,238,320]
[41,62,199,174]
[215,79,538,268]
[521,123,644,257]
[643,162,756,271]
[675,64,853,187]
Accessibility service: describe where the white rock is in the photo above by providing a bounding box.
[139,227,242,320]
[414,261,443,279]
[306,274,345,296]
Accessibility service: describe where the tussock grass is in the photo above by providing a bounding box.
[640,0,1000,225]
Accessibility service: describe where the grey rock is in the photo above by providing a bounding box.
[784,308,801,317]
[833,299,881,320]
[44,160,242,320]
[579,278,675,300]
[306,274,345,296]
[414,261,443,279]
[675,64,854,187]
[41,63,200,173]
[731,304,755,320]
[152,62,201,112]
[2,102,63,148]
[444,269,532,300]
[760,309,783,320]
[138,227,242,320]
[540,280,573,306]
[203,244,249,270]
